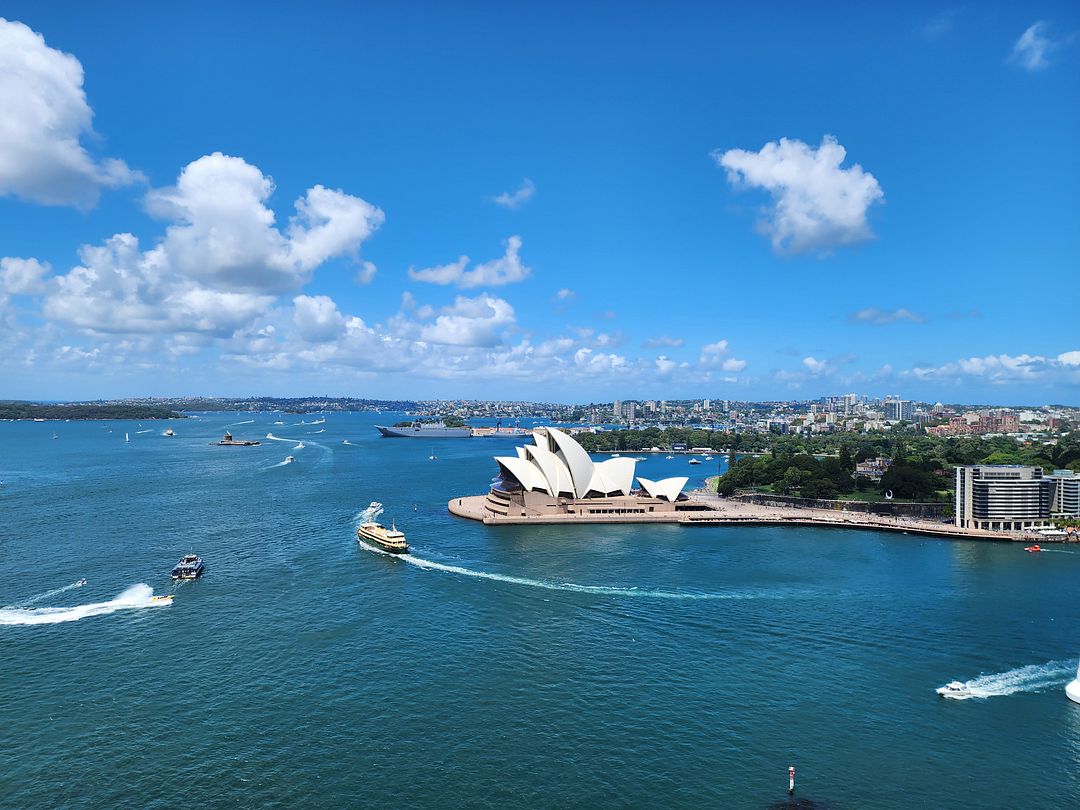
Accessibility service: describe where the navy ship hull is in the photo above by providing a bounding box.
[375,424,473,438]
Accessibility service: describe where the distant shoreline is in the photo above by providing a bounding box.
[0,403,184,421]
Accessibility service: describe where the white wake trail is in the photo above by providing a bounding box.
[942,659,1076,699]
[6,579,86,608]
[227,419,255,427]
[0,584,171,627]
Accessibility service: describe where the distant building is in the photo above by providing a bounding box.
[885,399,914,421]
[855,457,892,481]
[955,465,1049,531]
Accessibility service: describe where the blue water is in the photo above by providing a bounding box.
[2,413,1079,808]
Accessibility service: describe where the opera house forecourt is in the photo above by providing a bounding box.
[448,427,697,524]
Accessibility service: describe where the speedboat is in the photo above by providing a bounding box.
[163,428,175,437]
[150,594,174,604]
[76,578,87,586]
[358,521,408,554]
[1067,678,1080,704]
[665,455,674,460]
[1025,545,1042,553]
[284,456,295,464]
[688,458,702,465]
[936,680,972,699]
[171,554,205,580]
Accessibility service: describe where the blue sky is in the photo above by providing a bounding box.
[0,2,1077,404]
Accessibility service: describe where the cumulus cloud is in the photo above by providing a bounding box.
[554,288,576,301]
[407,236,531,288]
[850,307,925,325]
[42,154,382,337]
[803,356,829,374]
[145,153,383,294]
[1011,22,1055,71]
[713,135,884,255]
[0,257,50,294]
[644,335,684,348]
[492,178,536,209]
[293,295,346,343]
[904,352,1078,383]
[0,18,143,207]
[418,294,516,347]
[699,339,747,373]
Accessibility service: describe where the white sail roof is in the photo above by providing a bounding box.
[636,476,689,501]
[493,428,686,502]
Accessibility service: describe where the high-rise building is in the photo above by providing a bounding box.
[955,466,1050,531]
[613,400,622,421]
[703,399,710,410]
[885,399,914,421]
[1048,470,1080,519]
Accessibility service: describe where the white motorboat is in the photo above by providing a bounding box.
[688,458,702,465]
[284,456,295,464]
[1067,679,1080,704]
[936,680,972,699]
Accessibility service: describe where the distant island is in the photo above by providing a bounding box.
[0,402,184,420]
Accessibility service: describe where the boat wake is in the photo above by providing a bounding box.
[0,584,171,627]
[940,659,1076,699]
[309,429,326,434]
[135,429,154,434]
[342,439,354,446]
[227,419,255,427]
[6,579,87,609]
[351,506,763,601]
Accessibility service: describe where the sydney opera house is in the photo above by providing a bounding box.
[458,426,691,522]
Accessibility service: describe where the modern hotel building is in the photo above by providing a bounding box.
[954,466,1080,531]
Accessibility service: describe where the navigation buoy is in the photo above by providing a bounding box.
[788,765,795,795]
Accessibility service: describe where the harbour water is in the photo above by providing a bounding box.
[2,413,1079,808]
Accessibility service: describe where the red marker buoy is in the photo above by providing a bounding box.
[789,765,795,795]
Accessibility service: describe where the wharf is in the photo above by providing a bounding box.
[448,493,1041,542]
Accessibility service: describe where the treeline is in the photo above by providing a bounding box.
[0,402,183,420]
[716,446,947,501]
[575,427,770,453]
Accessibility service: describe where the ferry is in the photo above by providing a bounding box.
[357,520,408,554]
[171,554,205,580]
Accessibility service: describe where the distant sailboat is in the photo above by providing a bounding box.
[429,449,437,460]
[125,432,130,443]
[52,431,58,440]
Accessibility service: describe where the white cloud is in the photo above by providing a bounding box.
[722,357,747,372]
[0,18,143,208]
[802,356,828,374]
[851,307,925,324]
[354,260,377,285]
[492,178,536,209]
[408,255,469,285]
[406,236,531,288]
[293,295,346,343]
[698,339,747,374]
[144,153,383,295]
[1058,350,1080,366]
[419,294,516,347]
[644,335,684,348]
[713,135,884,255]
[1011,22,1054,71]
[554,288,576,301]
[904,352,1073,383]
[0,257,50,294]
[42,154,381,337]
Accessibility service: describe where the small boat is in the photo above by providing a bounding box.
[704,455,713,461]
[1025,545,1043,553]
[429,449,437,460]
[688,458,702,465]
[150,594,175,604]
[274,420,284,425]
[665,455,674,460]
[171,554,205,580]
[1067,678,1080,705]
[125,432,130,443]
[611,453,621,457]
[284,456,295,464]
[936,680,972,699]
[358,521,408,554]
[75,578,87,586]
[52,432,59,440]
[164,428,175,437]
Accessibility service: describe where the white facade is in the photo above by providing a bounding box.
[494,427,687,501]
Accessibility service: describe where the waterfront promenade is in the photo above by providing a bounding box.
[448,492,1044,542]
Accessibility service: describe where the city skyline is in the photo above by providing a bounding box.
[1,3,1078,404]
